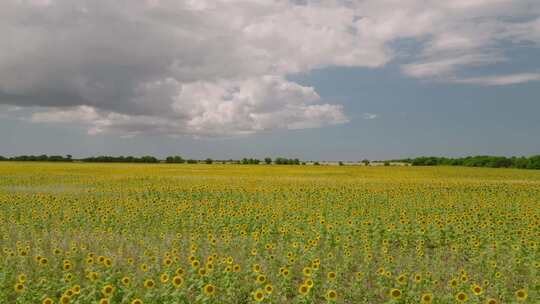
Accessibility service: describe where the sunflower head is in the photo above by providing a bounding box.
[326,289,338,301]
[390,288,402,299]
[515,289,528,301]
[203,283,216,296]
[253,289,265,302]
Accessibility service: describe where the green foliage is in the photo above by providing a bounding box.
[165,156,185,163]
[82,155,159,163]
[4,155,73,162]
[274,157,300,165]
[409,155,540,169]
[241,158,260,165]
[527,155,540,169]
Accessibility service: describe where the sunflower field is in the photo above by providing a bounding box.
[0,162,538,304]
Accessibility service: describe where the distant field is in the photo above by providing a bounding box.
[0,163,538,303]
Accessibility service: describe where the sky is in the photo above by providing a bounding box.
[1,0,540,161]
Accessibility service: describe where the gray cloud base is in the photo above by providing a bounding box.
[1,0,539,136]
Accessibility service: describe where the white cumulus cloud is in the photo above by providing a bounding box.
[0,0,539,136]
[453,73,540,86]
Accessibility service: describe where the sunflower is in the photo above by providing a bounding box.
[60,295,70,304]
[163,258,173,267]
[327,271,337,281]
[160,273,169,283]
[17,274,27,283]
[396,274,407,285]
[253,264,261,273]
[203,283,216,296]
[101,284,114,297]
[144,279,155,289]
[455,292,468,302]
[485,298,498,304]
[390,288,402,299]
[233,264,241,272]
[131,299,143,304]
[104,258,113,268]
[140,264,149,272]
[264,284,273,294]
[303,267,313,277]
[14,282,25,293]
[71,284,81,294]
[253,289,265,302]
[326,289,338,301]
[121,276,130,286]
[421,293,433,304]
[305,278,314,288]
[99,299,110,304]
[256,274,267,284]
[172,275,184,288]
[42,298,54,304]
[88,271,99,281]
[471,284,483,296]
[515,289,528,302]
[298,284,309,296]
[449,278,459,288]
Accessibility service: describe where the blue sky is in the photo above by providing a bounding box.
[1,1,539,161]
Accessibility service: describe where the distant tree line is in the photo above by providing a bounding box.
[274,157,301,165]
[6,154,537,169]
[0,155,73,162]
[82,155,159,163]
[165,156,301,165]
[165,156,185,163]
[401,155,540,169]
[241,158,260,164]
[0,154,309,165]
